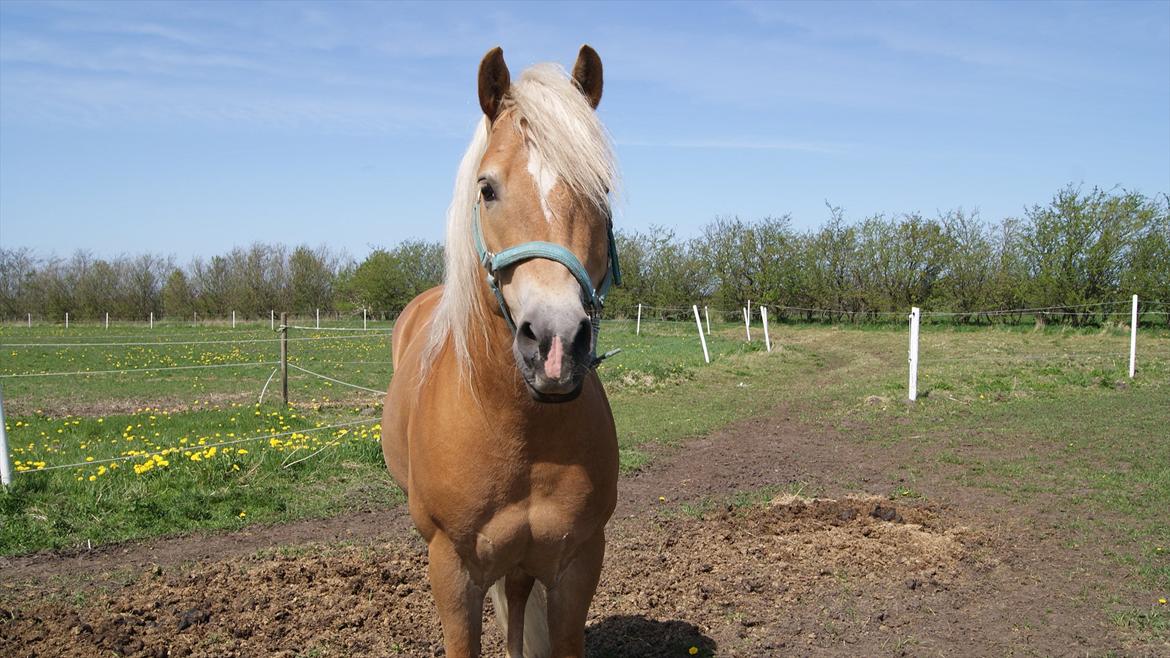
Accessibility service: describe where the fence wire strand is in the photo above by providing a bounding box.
[287,363,387,395]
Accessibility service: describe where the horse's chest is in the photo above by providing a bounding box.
[470,492,595,581]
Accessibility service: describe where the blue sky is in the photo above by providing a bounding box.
[2,0,1168,261]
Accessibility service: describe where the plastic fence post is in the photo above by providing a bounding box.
[704,306,710,335]
[105,312,109,329]
[908,307,920,401]
[743,307,750,341]
[0,386,12,487]
[280,313,289,405]
[693,305,710,364]
[65,312,69,329]
[1130,294,1138,378]
[150,312,153,329]
[316,308,320,329]
[363,308,368,330]
[636,304,641,336]
[271,310,274,331]
[762,307,771,352]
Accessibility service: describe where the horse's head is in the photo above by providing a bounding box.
[472,45,616,403]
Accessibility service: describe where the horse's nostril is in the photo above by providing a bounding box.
[573,319,592,352]
[519,321,537,342]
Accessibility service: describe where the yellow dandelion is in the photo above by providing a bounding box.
[689,648,699,656]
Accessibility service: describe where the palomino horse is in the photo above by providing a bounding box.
[381,45,620,658]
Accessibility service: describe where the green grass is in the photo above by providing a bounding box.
[0,403,398,554]
[0,321,392,415]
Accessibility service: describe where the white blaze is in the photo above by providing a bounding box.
[526,143,557,223]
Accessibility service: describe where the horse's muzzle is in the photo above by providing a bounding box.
[513,313,593,403]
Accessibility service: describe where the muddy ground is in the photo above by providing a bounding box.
[1,411,1165,657]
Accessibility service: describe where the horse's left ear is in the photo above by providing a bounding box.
[572,44,603,109]
[478,46,510,122]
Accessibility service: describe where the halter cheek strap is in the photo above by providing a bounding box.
[472,200,622,367]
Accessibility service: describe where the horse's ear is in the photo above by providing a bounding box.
[478,46,510,122]
[572,44,603,109]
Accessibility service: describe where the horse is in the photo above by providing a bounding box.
[381,45,621,658]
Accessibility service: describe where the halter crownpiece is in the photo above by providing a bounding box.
[472,200,622,368]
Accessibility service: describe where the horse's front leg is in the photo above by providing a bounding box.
[427,532,485,658]
[546,530,606,658]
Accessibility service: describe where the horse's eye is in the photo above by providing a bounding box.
[480,182,497,202]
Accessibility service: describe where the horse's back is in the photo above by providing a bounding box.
[381,285,443,488]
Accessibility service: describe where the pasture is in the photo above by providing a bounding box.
[2,317,1169,655]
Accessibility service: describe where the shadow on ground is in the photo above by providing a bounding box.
[586,615,715,657]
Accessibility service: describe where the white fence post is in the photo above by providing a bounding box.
[693,305,710,364]
[1129,294,1138,378]
[316,308,320,329]
[105,312,109,329]
[743,307,751,341]
[271,310,275,331]
[0,386,11,487]
[363,308,368,330]
[149,311,154,329]
[908,307,921,401]
[762,307,771,352]
[704,306,710,335]
[27,313,31,328]
[193,311,198,326]
[232,311,237,328]
[65,312,69,329]
[636,303,642,336]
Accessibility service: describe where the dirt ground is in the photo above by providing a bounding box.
[1,409,1165,657]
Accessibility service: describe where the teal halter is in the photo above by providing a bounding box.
[472,200,621,367]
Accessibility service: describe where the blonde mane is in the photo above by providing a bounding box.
[422,63,619,376]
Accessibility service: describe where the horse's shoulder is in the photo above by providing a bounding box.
[391,286,444,366]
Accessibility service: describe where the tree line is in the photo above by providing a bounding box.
[2,185,1166,326]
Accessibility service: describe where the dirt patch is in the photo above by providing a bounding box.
[0,496,970,658]
[4,494,1158,657]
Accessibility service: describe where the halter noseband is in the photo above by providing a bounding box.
[472,200,622,368]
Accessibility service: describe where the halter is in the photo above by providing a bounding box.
[472,200,622,368]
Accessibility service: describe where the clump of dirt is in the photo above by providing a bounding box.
[1,496,981,658]
[589,495,976,656]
